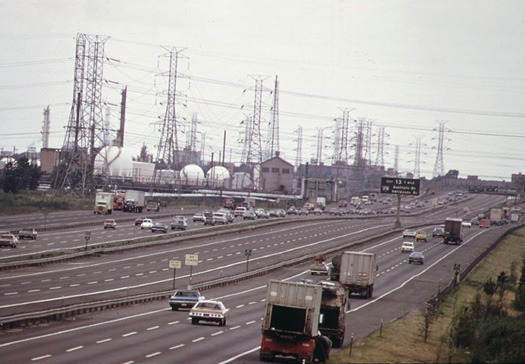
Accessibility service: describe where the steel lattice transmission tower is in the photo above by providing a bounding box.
[294,125,303,167]
[432,121,446,177]
[156,48,185,169]
[240,115,252,164]
[414,136,422,177]
[57,33,107,195]
[246,76,265,165]
[364,120,373,166]
[394,145,399,176]
[374,126,385,167]
[354,118,365,168]
[315,128,324,165]
[268,75,280,158]
[332,117,341,164]
[338,109,351,164]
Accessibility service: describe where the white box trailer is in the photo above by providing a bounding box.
[332,251,376,298]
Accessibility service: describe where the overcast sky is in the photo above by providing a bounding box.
[1,0,524,181]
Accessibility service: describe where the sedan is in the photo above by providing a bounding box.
[192,212,205,223]
[401,241,415,252]
[103,219,117,229]
[169,289,204,310]
[140,218,153,229]
[432,227,445,237]
[402,229,417,238]
[243,210,257,220]
[415,230,427,242]
[189,300,229,326]
[171,216,188,231]
[134,217,144,226]
[151,222,168,233]
[408,251,425,264]
[461,221,472,228]
[310,261,330,276]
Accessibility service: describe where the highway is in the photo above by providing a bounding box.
[0,193,513,363]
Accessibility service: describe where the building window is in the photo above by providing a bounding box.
[282,168,290,174]
[262,167,269,173]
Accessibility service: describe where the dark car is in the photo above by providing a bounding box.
[408,251,424,264]
[134,217,144,226]
[169,289,204,310]
[151,222,168,233]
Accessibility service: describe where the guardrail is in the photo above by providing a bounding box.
[0,224,417,330]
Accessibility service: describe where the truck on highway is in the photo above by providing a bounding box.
[123,190,145,213]
[489,208,503,225]
[94,192,115,215]
[260,280,331,363]
[444,217,463,245]
[145,200,161,212]
[318,280,348,348]
[316,197,326,210]
[113,191,126,211]
[510,212,520,223]
[330,251,377,299]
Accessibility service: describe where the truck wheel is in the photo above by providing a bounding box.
[221,318,226,326]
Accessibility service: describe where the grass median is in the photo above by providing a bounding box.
[330,226,525,363]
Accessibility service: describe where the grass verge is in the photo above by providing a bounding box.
[330,226,525,363]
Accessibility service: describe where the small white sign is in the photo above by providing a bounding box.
[169,260,181,269]
[185,254,199,267]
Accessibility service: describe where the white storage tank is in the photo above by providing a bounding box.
[180,164,205,186]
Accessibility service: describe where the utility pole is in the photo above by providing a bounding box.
[156,47,186,169]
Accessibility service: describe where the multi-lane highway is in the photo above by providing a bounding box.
[0,193,514,363]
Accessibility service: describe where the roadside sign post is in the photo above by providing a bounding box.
[84,231,91,254]
[244,249,252,272]
[380,177,420,228]
[185,254,199,290]
[169,259,182,289]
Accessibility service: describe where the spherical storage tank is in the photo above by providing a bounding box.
[94,146,134,178]
[206,166,231,188]
[179,164,205,186]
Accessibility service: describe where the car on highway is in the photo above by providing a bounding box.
[408,251,425,264]
[310,261,330,276]
[169,289,204,310]
[213,211,229,225]
[233,206,247,217]
[151,222,168,233]
[140,218,153,229]
[192,212,206,223]
[203,212,215,226]
[217,209,235,223]
[287,206,298,215]
[243,210,257,220]
[268,209,280,217]
[402,229,417,238]
[432,227,445,237]
[256,208,270,219]
[401,241,415,252]
[461,220,472,228]
[103,219,117,229]
[298,278,315,284]
[18,228,37,240]
[415,230,427,242]
[134,217,144,226]
[313,207,323,215]
[479,219,491,228]
[171,216,188,230]
[0,233,18,248]
[298,208,309,215]
[189,300,229,326]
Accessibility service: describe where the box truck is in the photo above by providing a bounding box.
[331,251,377,298]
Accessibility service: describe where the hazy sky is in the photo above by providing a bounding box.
[1,0,524,181]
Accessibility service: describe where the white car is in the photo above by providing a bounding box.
[401,241,415,252]
[189,300,230,326]
[402,229,417,238]
[140,218,153,229]
[461,221,472,228]
[212,212,229,225]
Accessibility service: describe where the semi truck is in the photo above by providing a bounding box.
[260,280,331,363]
[123,190,145,213]
[113,191,126,211]
[489,208,503,225]
[444,217,463,244]
[330,251,377,299]
[318,281,348,348]
[94,192,115,215]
